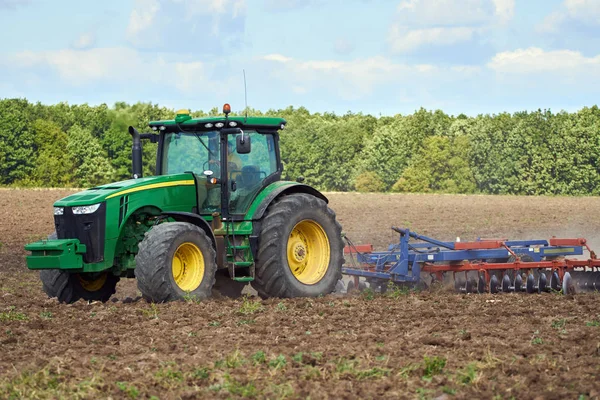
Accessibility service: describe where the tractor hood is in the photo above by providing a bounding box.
[54,174,195,207]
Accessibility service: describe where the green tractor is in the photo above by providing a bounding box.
[24,105,344,303]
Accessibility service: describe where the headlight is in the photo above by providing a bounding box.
[53,207,64,216]
[72,204,101,215]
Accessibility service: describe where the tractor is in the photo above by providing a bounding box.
[24,104,344,303]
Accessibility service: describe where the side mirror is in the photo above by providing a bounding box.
[236,133,251,154]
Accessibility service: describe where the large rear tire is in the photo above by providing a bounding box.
[136,222,217,302]
[251,193,343,298]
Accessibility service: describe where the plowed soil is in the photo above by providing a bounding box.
[1,189,599,399]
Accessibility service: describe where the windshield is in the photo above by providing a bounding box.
[162,131,220,177]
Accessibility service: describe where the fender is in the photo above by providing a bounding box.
[161,211,217,249]
[247,182,328,221]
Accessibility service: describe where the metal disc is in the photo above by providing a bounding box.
[538,273,547,293]
[347,280,356,293]
[502,274,512,293]
[526,273,535,293]
[358,281,367,292]
[490,275,499,294]
[562,272,574,295]
[478,276,486,294]
[465,278,474,293]
[594,272,600,291]
[335,279,345,293]
[514,274,523,292]
[550,271,561,291]
[455,277,465,293]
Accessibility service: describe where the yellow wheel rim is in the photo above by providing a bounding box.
[287,220,330,285]
[78,273,107,292]
[172,242,205,291]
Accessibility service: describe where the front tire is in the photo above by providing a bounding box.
[40,270,119,304]
[136,222,217,302]
[251,193,343,298]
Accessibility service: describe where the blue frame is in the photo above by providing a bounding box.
[342,228,584,283]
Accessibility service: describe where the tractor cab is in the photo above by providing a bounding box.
[146,105,285,219]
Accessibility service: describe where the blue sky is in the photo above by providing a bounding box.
[0,0,599,116]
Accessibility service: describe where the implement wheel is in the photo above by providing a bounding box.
[136,222,217,302]
[252,193,343,298]
[40,270,119,304]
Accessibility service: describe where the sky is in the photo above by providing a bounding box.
[0,0,599,116]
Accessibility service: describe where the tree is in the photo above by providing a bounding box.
[67,125,116,187]
[30,119,75,187]
[0,98,36,184]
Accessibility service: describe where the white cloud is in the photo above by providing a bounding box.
[263,54,292,63]
[488,47,600,74]
[389,0,514,53]
[126,0,246,49]
[10,47,212,93]
[260,54,481,100]
[565,0,600,24]
[389,26,476,53]
[537,0,600,33]
[126,0,161,45]
[492,0,515,23]
[72,32,96,50]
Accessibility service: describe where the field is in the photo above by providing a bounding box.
[1,189,600,399]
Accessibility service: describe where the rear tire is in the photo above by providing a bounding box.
[136,222,217,302]
[251,193,343,298]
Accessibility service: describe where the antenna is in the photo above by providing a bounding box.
[243,69,248,122]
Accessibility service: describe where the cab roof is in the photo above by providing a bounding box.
[148,115,287,132]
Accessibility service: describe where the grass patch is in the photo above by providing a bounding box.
[457,362,480,385]
[39,311,53,320]
[116,381,140,399]
[0,365,103,399]
[140,303,159,320]
[224,374,257,398]
[551,319,566,329]
[268,355,287,369]
[385,284,412,298]
[585,320,600,327]
[361,287,375,301]
[422,356,446,379]
[0,307,28,322]
[238,296,264,315]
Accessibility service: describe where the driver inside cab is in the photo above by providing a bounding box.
[227,141,242,179]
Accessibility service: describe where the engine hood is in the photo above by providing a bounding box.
[54,174,195,207]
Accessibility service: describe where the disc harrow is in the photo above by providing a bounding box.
[342,227,600,295]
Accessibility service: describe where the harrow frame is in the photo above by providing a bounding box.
[342,227,600,293]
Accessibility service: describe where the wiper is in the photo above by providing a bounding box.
[176,123,216,158]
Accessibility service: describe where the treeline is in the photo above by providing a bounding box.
[1,98,599,195]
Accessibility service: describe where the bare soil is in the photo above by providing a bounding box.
[1,189,599,399]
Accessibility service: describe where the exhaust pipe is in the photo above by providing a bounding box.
[128,126,143,179]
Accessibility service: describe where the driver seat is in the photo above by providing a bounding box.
[239,165,260,189]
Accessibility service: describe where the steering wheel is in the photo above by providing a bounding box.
[203,160,220,174]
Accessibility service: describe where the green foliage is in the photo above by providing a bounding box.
[354,171,385,192]
[422,356,446,379]
[392,135,476,193]
[67,125,115,187]
[1,99,600,195]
